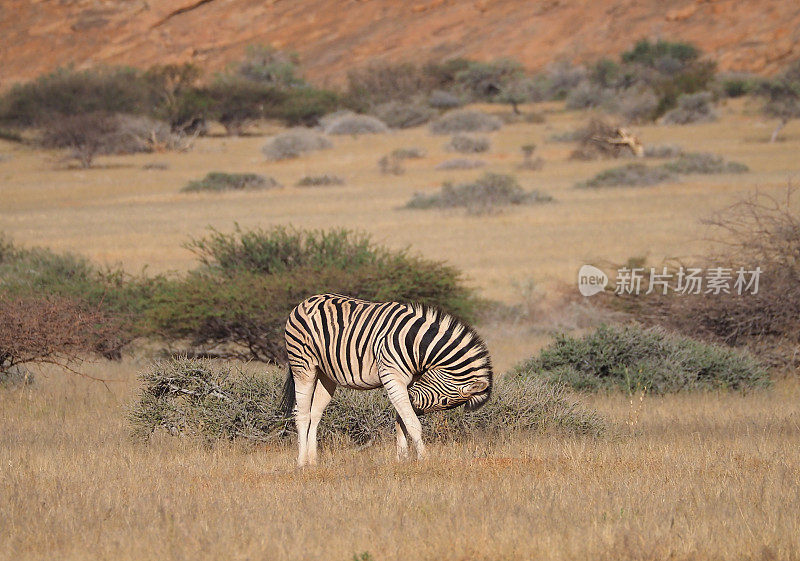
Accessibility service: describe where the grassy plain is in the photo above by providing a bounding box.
[1,98,799,560]
[1,363,798,561]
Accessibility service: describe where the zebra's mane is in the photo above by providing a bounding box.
[408,302,493,374]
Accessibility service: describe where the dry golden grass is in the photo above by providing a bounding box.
[2,99,798,306]
[2,99,800,560]
[1,362,798,561]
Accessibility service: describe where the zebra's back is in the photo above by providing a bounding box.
[285,293,409,389]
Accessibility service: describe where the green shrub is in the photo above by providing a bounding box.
[130,357,604,443]
[406,173,552,214]
[147,226,477,362]
[621,39,700,68]
[273,87,340,126]
[513,324,770,394]
[454,59,525,101]
[207,77,285,135]
[718,72,759,98]
[181,172,280,193]
[296,174,345,187]
[576,163,675,188]
[391,147,426,159]
[662,152,748,174]
[445,134,490,153]
[235,45,304,88]
[0,67,151,127]
[757,60,800,142]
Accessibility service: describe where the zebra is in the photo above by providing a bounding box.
[282,293,493,466]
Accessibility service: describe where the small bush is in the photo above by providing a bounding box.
[513,324,770,394]
[39,112,186,168]
[182,172,280,193]
[577,163,674,188]
[406,172,552,214]
[296,174,345,187]
[0,294,127,375]
[662,152,748,174]
[718,72,759,98]
[643,144,683,158]
[519,144,544,170]
[445,134,490,153]
[429,109,502,134]
[39,112,118,168]
[660,91,718,125]
[109,114,185,153]
[371,102,435,129]
[608,88,659,124]
[235,45,303,88]
[378,148,425,175]
[261,128,332,161]
[378,155,405,175]
[434,158,486,170]
[540,62,587,100]
[565,81,614,110]
[143,162,170,170]
[324,113,389,135]
[428,90,463,109]
[130,357,604,443]
[391,147,426,159]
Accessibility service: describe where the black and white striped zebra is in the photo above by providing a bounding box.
[282,293,493,466]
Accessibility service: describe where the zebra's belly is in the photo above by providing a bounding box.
[318,357,382,390]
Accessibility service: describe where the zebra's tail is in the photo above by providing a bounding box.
[280,368,296,420]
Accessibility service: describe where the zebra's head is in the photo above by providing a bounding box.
[408,368,493,414]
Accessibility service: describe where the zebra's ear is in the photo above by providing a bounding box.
[464,379,489,395]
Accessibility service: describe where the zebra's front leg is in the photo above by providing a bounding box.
[383,376,427,460]
[395,414,410,461]
[306,376,336,466]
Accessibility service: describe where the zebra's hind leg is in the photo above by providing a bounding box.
[293,368,318,468]
[306,375,336,466]
[395,414,410,461]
